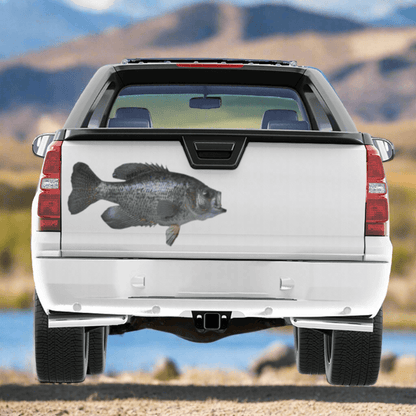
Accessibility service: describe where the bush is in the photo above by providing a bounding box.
[390,215,414,240]
[389,185,416,240]
[388,184,416,276]
[391,244,414,276]
[0,183,36,210]
[0,209,31,274]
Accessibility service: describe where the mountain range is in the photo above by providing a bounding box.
[0,1,415,143]
[1,0,416,59]
[330,43,416,122]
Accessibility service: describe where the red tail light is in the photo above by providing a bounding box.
[38,141,62,231]
[365,145,388,236]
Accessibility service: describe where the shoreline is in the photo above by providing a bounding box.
[0,353,415,387]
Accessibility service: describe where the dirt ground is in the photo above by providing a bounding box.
[0,357,415,416]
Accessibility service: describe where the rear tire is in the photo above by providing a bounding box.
[324,308,383,386]
[294,326,325,374]
[87,326,109,375]
[34,292,89,383]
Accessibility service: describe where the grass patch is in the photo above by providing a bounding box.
[0,209,32,275]
[0,170,40,188]
[389,184,416,277]
[0,289,33,309]
[0,183,36,210]
[0,138,43,172]
[383,310,416,330]
[391,245,413,275]
[355,119,416,149]
[386,171,416,190]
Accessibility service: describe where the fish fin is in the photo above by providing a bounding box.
[68,162,102,214]
[157,200,180,220]
[146,163,170,173]
[113,163,169,180]
[166,225,180,246]
[101,206,154,229]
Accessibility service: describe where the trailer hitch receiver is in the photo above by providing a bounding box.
[192,311,232,333]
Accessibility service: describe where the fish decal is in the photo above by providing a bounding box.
[68,162,226,246]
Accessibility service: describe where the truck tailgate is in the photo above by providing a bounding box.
[61,137,366,260]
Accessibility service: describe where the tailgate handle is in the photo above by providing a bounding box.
[194,142,235,159]
[182,136,247,169]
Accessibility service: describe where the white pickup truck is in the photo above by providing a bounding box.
[31,58,394,386]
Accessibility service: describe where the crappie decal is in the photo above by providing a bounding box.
[68,162,226,246]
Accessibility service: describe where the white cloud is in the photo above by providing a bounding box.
[66,0,118,11]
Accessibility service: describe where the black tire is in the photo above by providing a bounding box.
[324,308,383,386]
[34,292,89,383]
[294,326,325,375]
[87,326,109,375]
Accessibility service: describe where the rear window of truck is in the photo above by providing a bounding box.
[107,85,311,130]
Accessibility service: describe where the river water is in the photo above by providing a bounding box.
[1,310,415,373]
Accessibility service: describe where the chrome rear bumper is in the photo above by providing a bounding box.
[48,313,127,328]
[291,316,373,332]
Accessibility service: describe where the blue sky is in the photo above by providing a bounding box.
[62,0,416,22]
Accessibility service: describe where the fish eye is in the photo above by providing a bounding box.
[202,189,210,197]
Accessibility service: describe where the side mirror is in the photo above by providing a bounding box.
[372,137,395,162]
[32,133,55,158]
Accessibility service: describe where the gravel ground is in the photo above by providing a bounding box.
[0,357,415,416]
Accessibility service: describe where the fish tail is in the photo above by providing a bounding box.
[68,162,102,214]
